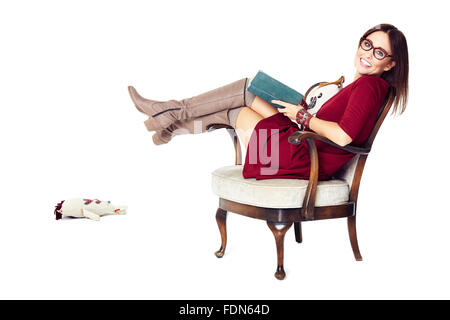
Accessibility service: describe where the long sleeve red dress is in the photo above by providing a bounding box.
[242,74,391,181]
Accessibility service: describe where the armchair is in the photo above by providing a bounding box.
[207,83,394,280]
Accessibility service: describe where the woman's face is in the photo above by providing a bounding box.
[354,30,396,79]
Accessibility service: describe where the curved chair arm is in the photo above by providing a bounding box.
[301,138,319,220]
[288,131,371,155]
[285,131,319,220]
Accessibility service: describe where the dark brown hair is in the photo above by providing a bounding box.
[361,24,409,115]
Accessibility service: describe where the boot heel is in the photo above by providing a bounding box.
[152,132,170,145]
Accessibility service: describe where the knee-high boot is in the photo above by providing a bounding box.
[128,77,251,131]
[152,106,245,145]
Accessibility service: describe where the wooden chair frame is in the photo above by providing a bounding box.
[207,84,394,280]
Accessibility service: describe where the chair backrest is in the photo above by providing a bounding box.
[365,86,395,148]
[332,87,395,189]
[333,154,361,187]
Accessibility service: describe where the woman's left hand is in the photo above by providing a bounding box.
[271,100,303,121]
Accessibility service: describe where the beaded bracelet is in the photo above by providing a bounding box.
[295,108,312,129]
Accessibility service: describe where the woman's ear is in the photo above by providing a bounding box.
[384,60,396,72]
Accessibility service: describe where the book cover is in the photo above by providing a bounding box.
[247,70,304,109]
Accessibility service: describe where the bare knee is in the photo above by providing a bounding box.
[250,96,280,118]
[235,107,263,149]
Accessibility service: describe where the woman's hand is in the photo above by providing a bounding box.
[271,99,303,121]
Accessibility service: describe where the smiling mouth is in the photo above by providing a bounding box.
[360,58,372,67]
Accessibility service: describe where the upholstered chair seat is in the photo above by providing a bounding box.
[212,165,350,209]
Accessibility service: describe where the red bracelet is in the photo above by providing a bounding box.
[295,108,312,129]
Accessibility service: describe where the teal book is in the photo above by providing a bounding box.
[247,70,304,109]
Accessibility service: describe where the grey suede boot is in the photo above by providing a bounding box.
[128,78,249,131]
[152,107,244,145]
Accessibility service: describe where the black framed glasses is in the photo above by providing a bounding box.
[359,37,393,60]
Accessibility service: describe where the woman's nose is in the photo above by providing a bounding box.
[364,52,373,61]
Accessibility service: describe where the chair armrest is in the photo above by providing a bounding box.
[299,137,319,221]
[288,131,371,155]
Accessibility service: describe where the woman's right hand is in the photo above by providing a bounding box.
[271,99,303,121]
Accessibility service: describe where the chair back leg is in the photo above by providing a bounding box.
[347,216,363,261]
[215,208,228,258]
[294,221,302,243]
[267,221,293,280]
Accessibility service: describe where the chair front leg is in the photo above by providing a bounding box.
[215,208,227,258]
[267,221,293,280]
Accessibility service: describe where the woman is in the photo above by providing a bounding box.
[128,23,408,181]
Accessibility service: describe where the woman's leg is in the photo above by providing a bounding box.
[150,87,280,146]
[234,107,264,149]
[231,96,282,149]
[129,78,249,131]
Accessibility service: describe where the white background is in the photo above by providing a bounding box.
[1,0,449,299]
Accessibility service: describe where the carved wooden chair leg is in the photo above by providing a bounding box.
[215,208,228,258]
[294,221,302,243]
[267,221,293,280]
[347,216,363,261]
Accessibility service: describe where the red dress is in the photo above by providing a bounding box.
[242,75,391,181]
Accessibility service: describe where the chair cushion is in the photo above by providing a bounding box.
[211,165,349,209]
